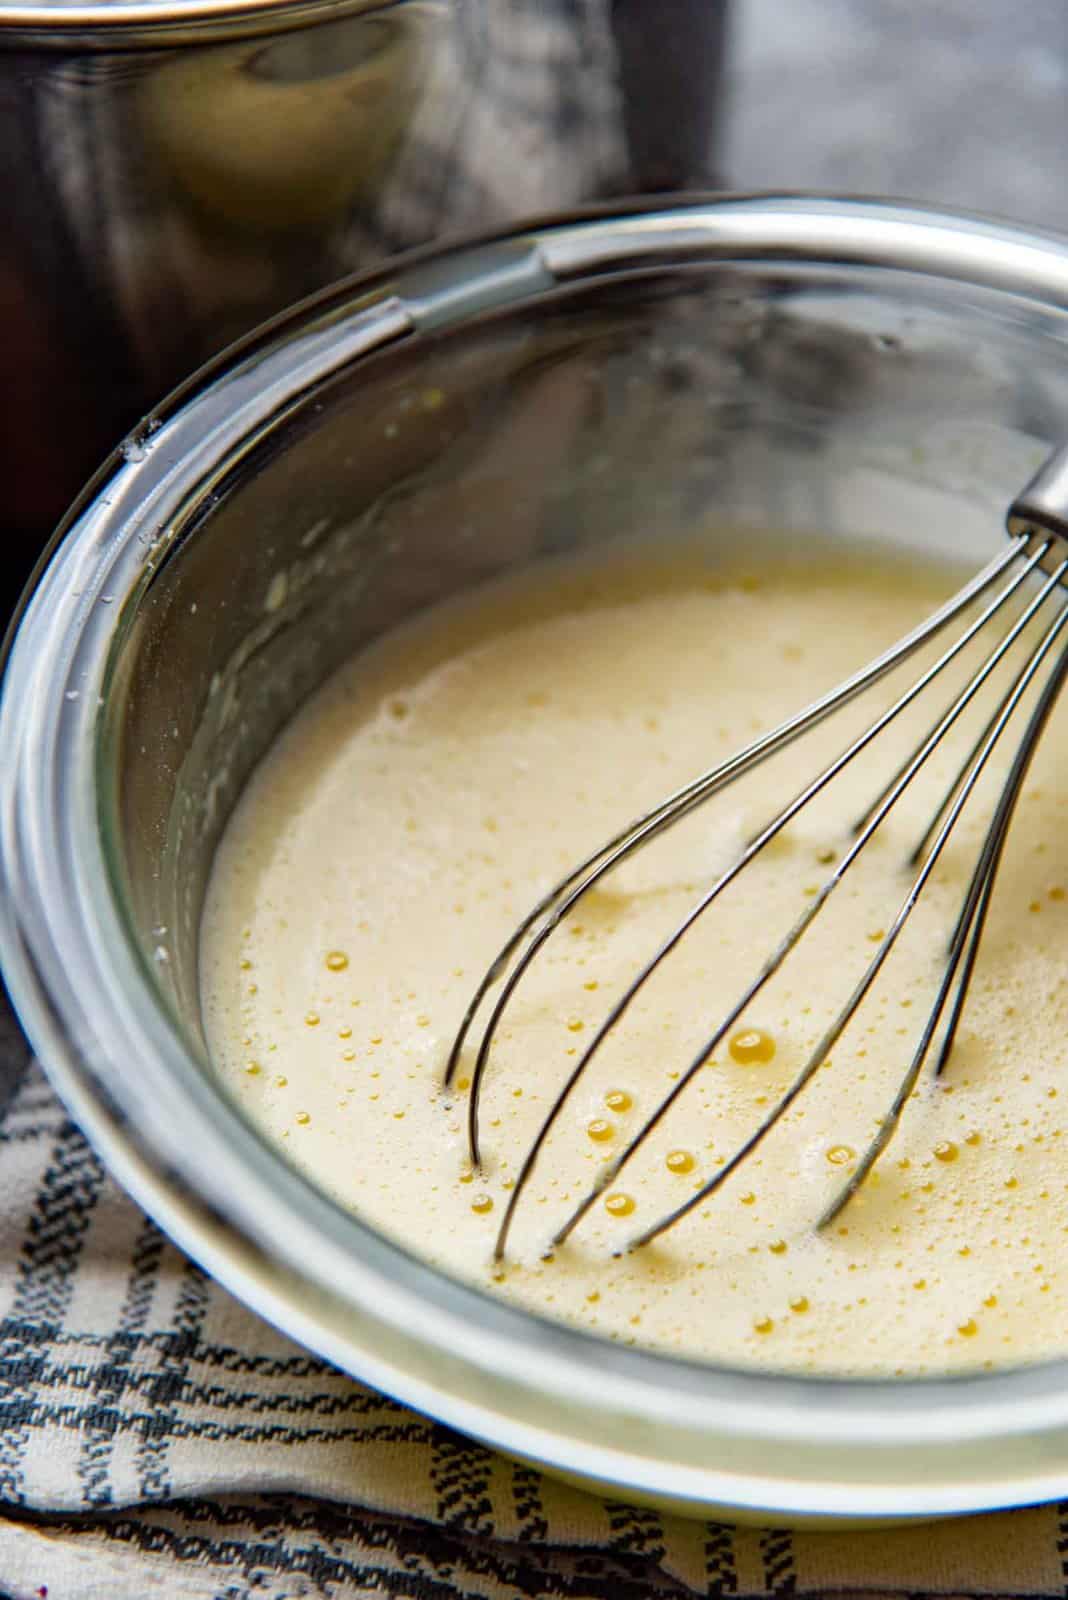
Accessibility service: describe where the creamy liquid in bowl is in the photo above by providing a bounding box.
[200,535,1068,1376]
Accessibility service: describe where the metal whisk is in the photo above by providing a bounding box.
[443,443,1068,1261]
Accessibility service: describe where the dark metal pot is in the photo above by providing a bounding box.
[0,0,725,595]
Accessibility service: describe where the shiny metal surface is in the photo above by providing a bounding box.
[457,535,1068,1260]
[8,198,1068,1523]
[446,398,1068,1259]
[1010,438,1068,554]
[0,0,724,581]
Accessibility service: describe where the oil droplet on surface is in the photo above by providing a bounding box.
[958,1318,978,1337]
[826,1144,855,1166]
[471,1193,493,1214]
[965,1131,982,1147]
[567,1019,585,1033]
[295,1111,310,1125]
[740,1191,756,1205]
[305,1012,320,1027]
[605,1089,632,1113]
[753,1315,774,1334]
[326,951,349,972]
[587,1119,614,1142]
[665,1150,694,1174]
[244,1062,260,1076]
[604,1193,635,1218]
[768,1238,788,1255]
[274,1075,288,1088]
[789,1295,809,1314]
[934,1141,959,1163]
[729,1027,775,1065]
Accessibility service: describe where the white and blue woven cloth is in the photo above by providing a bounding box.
[0,1051,1063,1599]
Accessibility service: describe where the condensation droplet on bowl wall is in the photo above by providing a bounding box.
[264,572,288,613]
[153,945,170,965]
[65,690,79,702]
[300,518,329,549]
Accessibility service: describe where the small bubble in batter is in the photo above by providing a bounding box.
[729,1027,775,1065]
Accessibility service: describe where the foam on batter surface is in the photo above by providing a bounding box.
[200,533,1068,1376]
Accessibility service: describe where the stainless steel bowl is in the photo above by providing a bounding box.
[6,196,1068,1525]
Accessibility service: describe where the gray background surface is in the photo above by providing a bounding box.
[724,0,1068,230]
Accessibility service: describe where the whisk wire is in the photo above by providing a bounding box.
[551,550,1064,1254]
[905,690,1010,868]
[818,588,1068,1229]
[444,539,1029,1123]
[933,632,1068,1080]
[495,545,1054,1258]
[628,556,1068,1248]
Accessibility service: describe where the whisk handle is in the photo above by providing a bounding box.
[1008,441,1068,565]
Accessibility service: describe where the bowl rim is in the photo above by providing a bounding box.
[7,193,1068,1522]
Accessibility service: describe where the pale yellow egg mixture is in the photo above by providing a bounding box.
[200,532,1068,1376]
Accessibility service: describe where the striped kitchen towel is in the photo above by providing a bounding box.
[0,1058,1066,1600]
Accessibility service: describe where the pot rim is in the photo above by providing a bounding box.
[0,0,391,50]
[7,194,1068,1522]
